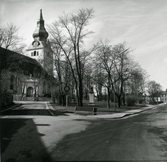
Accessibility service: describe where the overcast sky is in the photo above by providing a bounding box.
[1,0,167,90]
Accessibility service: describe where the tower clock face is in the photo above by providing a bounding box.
[33,41,40,47]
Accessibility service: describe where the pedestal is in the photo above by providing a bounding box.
[89,93,95,104]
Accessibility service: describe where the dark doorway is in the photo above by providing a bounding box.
[27,87,33,97]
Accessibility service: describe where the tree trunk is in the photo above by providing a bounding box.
[75,82,80,106]
[78,79,83,106]
[107,87,111,109]
[114,92,116,111]
[98,85,102,101]
[116,94,121,108]
[122,93,126,106]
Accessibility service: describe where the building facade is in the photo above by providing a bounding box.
[160,90,167,103]
[0,47,53,103]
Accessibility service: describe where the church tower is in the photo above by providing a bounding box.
[27,9,53,76]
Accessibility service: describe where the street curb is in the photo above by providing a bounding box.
[45,102,55,116]
[117,104,162,119]
[75,104,161,119]
[0,104,21,113]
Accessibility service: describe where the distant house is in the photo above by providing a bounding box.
[160,90,167,103]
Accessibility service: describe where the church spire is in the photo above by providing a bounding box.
[40,9,43,20]
[32,9,48,41]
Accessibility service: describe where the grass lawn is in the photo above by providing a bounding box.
[50,99,148,115]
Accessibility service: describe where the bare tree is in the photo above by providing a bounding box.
[0,23,26,71]
[48,8,96,106]
[0,23,23,50]
[126,65,148,104]
[91,61,108,102]
[93,41,114,108]
[147,80,162,104]
[110,43,133,108]
[49,42,65,104]
[93,41,137,109]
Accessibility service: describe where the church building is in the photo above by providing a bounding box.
[24,9,54,100]
[0,9,55,106]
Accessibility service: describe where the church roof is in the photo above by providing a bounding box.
[32,9,48,41]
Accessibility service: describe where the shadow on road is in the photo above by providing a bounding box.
[1,118,54,162]
[0,108,71,116]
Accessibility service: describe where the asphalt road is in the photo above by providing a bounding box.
[0,102,50,156]
[48,104,167,161]
[0,102,86,162]
[1,103,167,162]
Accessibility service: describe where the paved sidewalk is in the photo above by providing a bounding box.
[93,105,158,119]
[1,101,161,119]
[48,103,160,119]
